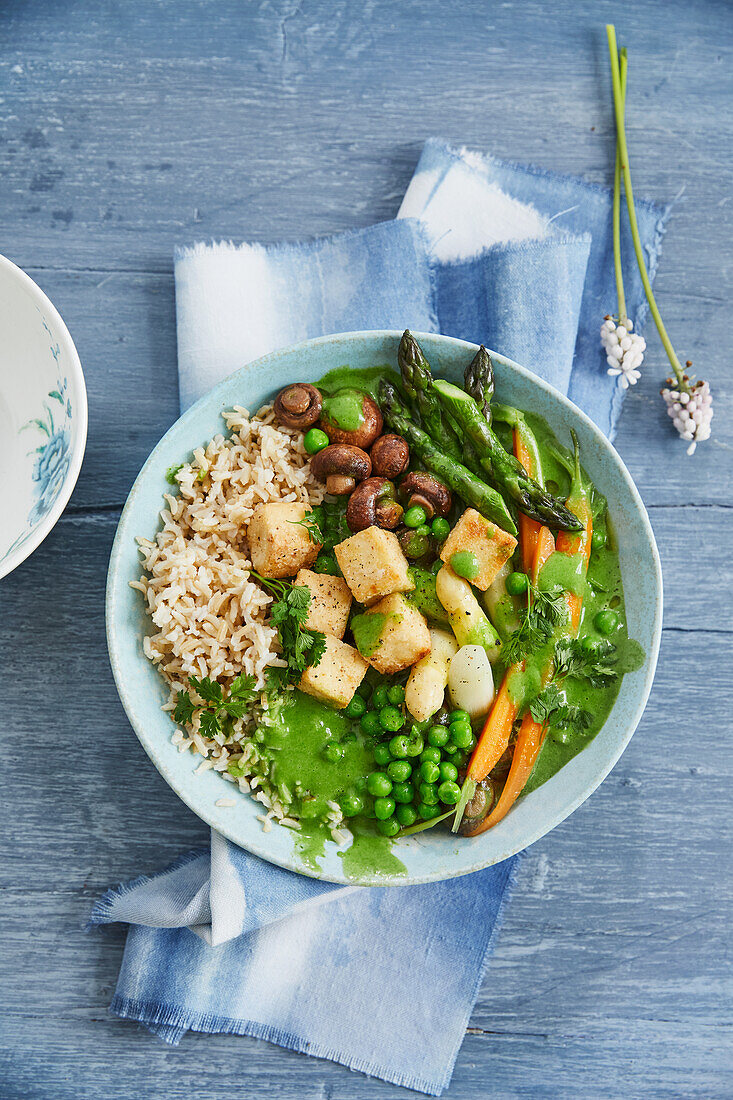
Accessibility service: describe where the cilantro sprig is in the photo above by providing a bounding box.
[252,573,327,682]
[288,511,323,545]
[553,636,618,687]
[529,682,592,738]
[173,672,258,739]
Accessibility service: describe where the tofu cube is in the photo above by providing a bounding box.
[295,569,352,640]
[247,502,322,579]
[298,635,368,709]
[334,527,413,605]
[440,508,517,591]
[357,593,431,676]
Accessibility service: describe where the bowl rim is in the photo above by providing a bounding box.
[106,329,663,885]
[0,253,88,580]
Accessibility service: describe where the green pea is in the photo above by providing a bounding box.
[418,801,442,820]
[419,782,439,805]
[594,609,619,635]
[449,710,470,724]
[374,796,396,820]
[404,504,428,528]
[450,551,480,581]
[396,804,418,828]
[323,742,344,763]
[360,712,381,736]
[387,684,405,705]
[379,705,405,732]
[340,792,364,817]
[303,427,330,454]
[416,523,431,538]
[389,734,410,758]
[438,761,458,783]
[372,743,392,766]
[580,635,605,656]
[376,816,400,837]
[420,746,441,765]
[344,694,366,719]
[420,760,440,784]
[405,735,424,757]
[391,781,415,804]
[427,725,449,748]
[443,742,458,756]
[451,725,474,749]
[371,684,390,709]
[591,529,607,551]
[438,780,461,805]
[505,571,529,596]
[387,759,412,782]
[431,517,450,541]
[366,771,393,798]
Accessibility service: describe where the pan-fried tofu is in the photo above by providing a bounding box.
[440,508,517,591]
[334,527,413,605]
[295,569,352,640]
[247,502,322,579]
[356,593,431,676]
[298,635,368,709]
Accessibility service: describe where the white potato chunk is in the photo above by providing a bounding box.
[405,628,459,723]
[247,502,321,579]
[448,644,495,719]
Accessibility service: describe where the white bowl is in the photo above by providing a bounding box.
[0,255,87,578]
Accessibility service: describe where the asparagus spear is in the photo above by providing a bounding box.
[378,379,517,534]
[398,331,463,460]
[433,379,584,533]
[464,346,495,422]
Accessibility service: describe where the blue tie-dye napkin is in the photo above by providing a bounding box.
[93,140,668,1095]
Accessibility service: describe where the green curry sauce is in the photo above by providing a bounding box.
[257,367,642,872]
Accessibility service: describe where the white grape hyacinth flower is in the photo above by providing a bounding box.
[601,316,646,389]
[661,377,714,456]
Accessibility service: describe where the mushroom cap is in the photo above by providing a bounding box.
[274,383,323,429]
[371,433,410,479]
[346,477,403,533]
[311,443,372,489]
[400,471,452,518]
[320,390,383,450]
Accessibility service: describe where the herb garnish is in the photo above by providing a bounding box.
[253,573,327,681]
[165,463,184,484]
[173,672,258,738]
[553,637,618,687]
[529,682,592,737]
[288,511,323,545]
[502,583,566,667]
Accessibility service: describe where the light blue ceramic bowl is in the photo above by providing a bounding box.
[0,254,87,579]
[107,331,662,886]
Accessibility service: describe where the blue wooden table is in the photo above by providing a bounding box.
[1,2,731,1097]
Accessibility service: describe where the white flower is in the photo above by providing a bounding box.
[661,378,713,455]
[601,316,646,388]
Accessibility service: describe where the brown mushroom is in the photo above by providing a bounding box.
[458,779,496,836]
[274,383,322,429]
[311,444,371,496]
[400,471,452,519]
[346,478,404,533]
[370,434,410,479]
[319,389,383,450]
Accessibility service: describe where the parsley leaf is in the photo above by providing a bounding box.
[288,511,323,544]
[173,690,197,726]
[228,673,257,700]
[502,583,566,667]
[252,574,326,681]
[529,683,592,737]
[198,709,221,739]
[189,675,223,706]
[554,637,618,687]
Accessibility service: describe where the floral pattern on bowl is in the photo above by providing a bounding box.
[0,256,86,578]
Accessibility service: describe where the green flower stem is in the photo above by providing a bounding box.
[606,24,688,390]
[612,48,628,323]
